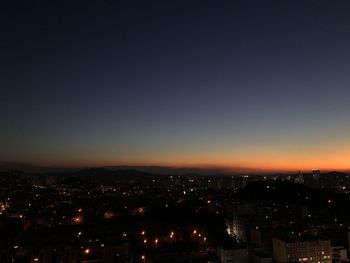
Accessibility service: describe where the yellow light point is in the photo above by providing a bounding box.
[141,255,145,261]
[154,238,158,244]
[84,248,90,255]
[78,208,82,212]
[198,233,202,237]
[141,230,146,235]
[193,229,197,234]
[203,237,207,242]
[143,239,147,244]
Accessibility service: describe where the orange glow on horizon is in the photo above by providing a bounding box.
[7,146,350,173]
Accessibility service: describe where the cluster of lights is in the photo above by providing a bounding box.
[72,216,82,224]
[140,230,160,246]
[138,228,207,250]
[192,229,207,243]
[0,202,9,215]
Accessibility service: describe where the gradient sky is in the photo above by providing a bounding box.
[2,1,350,171]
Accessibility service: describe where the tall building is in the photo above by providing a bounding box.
[304,170,322,189]
[312,169,321,181]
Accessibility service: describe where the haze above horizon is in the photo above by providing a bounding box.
[2,1,350,171]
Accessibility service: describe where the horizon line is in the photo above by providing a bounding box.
[1,161,349,174]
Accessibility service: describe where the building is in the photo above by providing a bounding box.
[217,245,249,263]
[252,251,273,263]
[250,227,273,254]
[272,237,331,263]
[331,246,347,263]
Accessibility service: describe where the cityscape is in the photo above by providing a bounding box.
[2,0,350,262]
[1,167,350,262]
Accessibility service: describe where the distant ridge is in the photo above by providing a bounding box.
[103,165,235,175]
[1,162,349,176]
[0,162,240,175]
[0,162,76,173]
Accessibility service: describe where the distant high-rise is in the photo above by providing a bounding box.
[304,169,322,189]
[312,169,321,181]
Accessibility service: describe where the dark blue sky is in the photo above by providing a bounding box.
[2,0,350,170]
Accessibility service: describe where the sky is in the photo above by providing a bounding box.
[2,0,350,172]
